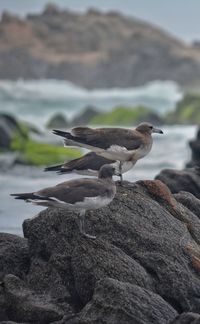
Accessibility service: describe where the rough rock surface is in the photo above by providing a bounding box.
[3,274,63,323]
[69,278,177,324]
[1,180,200,323]
[155,167,200,198]
[1,7,200,88]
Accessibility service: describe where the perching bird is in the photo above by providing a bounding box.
[44,152,134,178]
[11,164,116,239]
[53,122,163,182]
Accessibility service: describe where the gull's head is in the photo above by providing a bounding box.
[98,164,116,179]
[136,122,163,135]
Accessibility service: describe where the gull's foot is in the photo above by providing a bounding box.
[116,180,126,187]
[116,180,135,188]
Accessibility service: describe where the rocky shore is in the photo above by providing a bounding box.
[1,176,200,323]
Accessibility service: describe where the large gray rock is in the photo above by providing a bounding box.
[155,167,200,198]
[20,180,200,324]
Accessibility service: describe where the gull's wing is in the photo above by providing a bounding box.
[36,178,112,204]
[61,127,143,151]
[62,152,114,172]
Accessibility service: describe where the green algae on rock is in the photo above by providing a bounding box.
[10,133,81,166]
[89,106,163,126]
[166,94,200,124]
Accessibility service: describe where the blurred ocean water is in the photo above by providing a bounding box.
[0,79,182,127]
[0,79,195,235]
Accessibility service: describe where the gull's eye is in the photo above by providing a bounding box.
[150,126,153,129]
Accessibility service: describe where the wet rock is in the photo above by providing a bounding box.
[69,278,177,324]
[0,233,30,281]
[170,312,200,323]
[0,114,20,149]
[0,152,19,171]
[155,167,200,198]
[3,274,63,323]
[46,113,69,129]
[187,127,200,167]
[72,106,98,126]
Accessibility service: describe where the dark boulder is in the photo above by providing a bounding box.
[174,191,200,217]
[69,278,177,324]
[46,113,69,129]
[155,167,200,198]
[71,106,98,126]
[187,127,200,167]
[170,312,200,323]
[0,114,20,149]
[2,274,63,323]
[0,233,30,281]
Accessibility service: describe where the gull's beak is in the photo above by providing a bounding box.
[152,127,163,134]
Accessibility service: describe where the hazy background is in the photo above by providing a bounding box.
[0,0,199,234]
[0,0,199,42]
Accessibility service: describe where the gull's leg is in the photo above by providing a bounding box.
[78,210,96,239]
[119,161,123,185]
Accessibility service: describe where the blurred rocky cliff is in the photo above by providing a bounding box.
[1,4,200,89]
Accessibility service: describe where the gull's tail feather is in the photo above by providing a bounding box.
[53,127,101,151]
[10,192,36,200]
[53,129,84,147]
[44,164,63,172]
[52,129,73,139]
[44,164,71,174]
[53,127,95,139]
[10,193,53,203]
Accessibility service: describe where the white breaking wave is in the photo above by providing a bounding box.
[0,79,183,126]
[0,79,182,101]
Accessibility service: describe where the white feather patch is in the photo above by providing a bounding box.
[108,145,128,153]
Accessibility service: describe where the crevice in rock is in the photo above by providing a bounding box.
[162,296,183,314]
[65,258,84,312]
[141,265,160,283]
